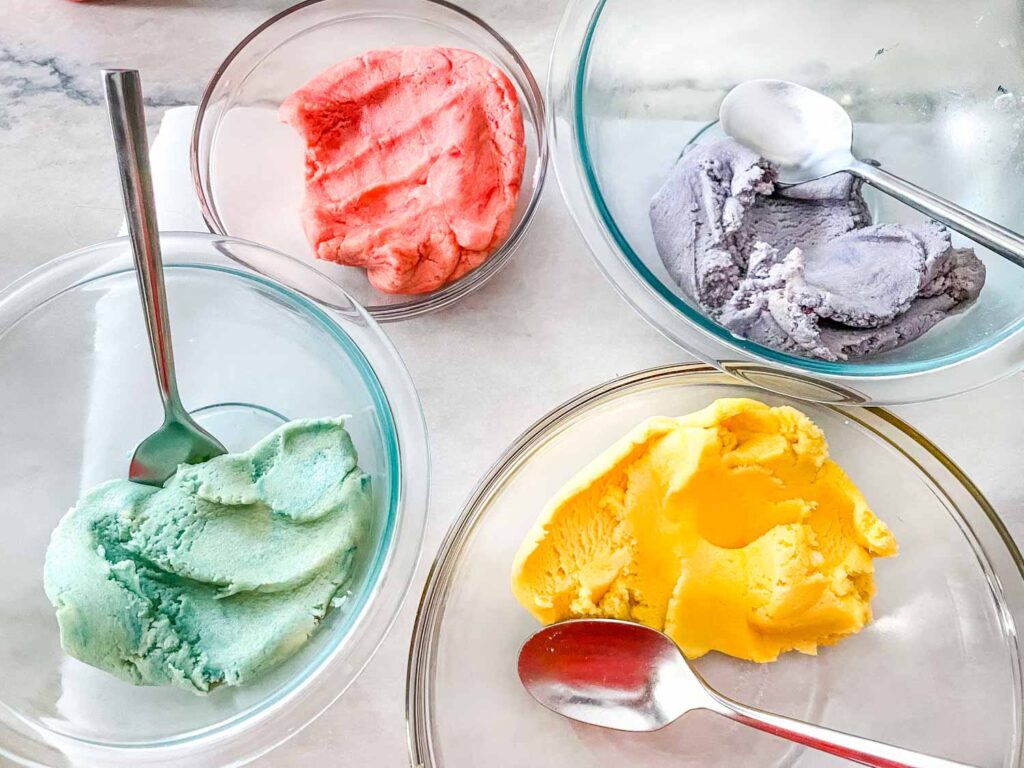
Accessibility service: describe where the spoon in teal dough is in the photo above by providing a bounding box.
[719,78,1024,270]
[103,68,226,485]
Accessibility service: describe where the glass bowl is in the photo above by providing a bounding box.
[192,0,547,322]
[0,233,429,767]
[407,364,1024,767]
[548,0,1024,404]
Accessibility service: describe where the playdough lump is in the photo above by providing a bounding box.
[43,418,371,693]
[649,138,985,360]
[511,398,897,663]
[280,46,526,294]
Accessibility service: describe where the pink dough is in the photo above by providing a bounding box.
[280,46,526,294]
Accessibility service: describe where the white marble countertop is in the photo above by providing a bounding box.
[1,1,1022,766]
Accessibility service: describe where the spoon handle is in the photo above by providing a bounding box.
[849,159,1024,270]
[706,692,977,768]
[102,69,183,418]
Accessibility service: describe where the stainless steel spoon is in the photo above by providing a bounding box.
[719,78,1024,270]
[519,619,977,768]
[103,69,226,485]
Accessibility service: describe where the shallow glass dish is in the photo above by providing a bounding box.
[192,0,547,322]
[407,364,1024,767]
[0,233,429,767]
[548,0,1024,404]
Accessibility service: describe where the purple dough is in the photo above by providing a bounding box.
[648,140,774,309]
[649,137,986,361]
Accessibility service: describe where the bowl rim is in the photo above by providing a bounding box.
[189,0,549,323]
[404,362,1024,767]
[0,232,430,767]
[545,0,1024,402]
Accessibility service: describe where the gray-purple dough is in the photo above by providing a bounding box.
[649,138,986,360]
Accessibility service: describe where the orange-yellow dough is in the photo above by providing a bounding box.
[511,398,897,663]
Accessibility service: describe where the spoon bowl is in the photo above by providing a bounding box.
[519,619,976,768]
[128,416,227,486]
[719,79,853,184]
[518,618,701,732]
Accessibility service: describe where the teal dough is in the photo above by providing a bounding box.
[43,418,372,694]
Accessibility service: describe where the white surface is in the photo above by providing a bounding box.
[0,1,1022,766]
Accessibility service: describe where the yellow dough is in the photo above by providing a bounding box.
[511,398,897,663]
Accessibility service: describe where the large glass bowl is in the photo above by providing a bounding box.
[192,0,547,322]
[0,233,428,767]
[407,365,1024,767]
[548,0,1024,404]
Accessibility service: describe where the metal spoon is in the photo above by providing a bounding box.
[103,69,226,486]
[719,78,1024,270]
[519,619,976,768]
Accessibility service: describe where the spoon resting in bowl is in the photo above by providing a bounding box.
[719,78,1024,270]
[519,619,977,768]
[103,68,226,485]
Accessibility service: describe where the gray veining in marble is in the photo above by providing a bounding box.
[0,1,1021,766]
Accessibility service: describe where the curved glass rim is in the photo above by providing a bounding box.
[190,0,549,323]
[0,233,424,763]
[406,363,1024,767]
[572,0,1024,377]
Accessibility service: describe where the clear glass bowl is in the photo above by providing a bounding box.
[0,233,429,767]
[192,0,547,322]
[407,365,1024,767]
[548,0,1024,404]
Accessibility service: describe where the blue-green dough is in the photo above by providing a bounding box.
[43,418,371,694]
